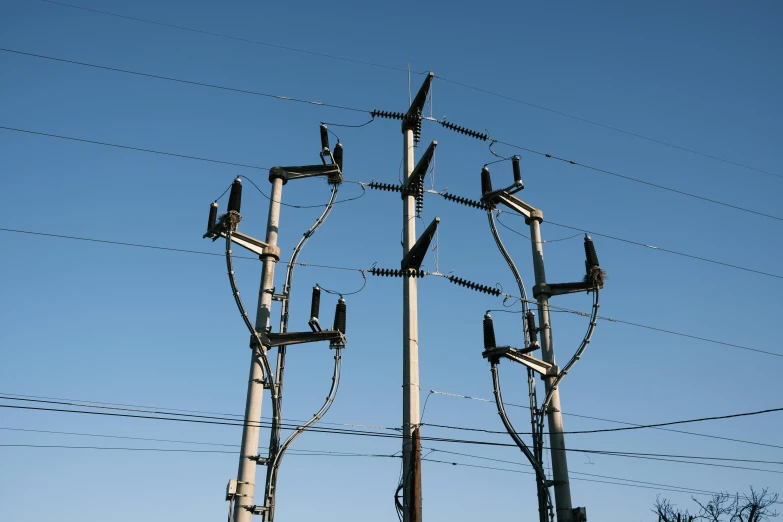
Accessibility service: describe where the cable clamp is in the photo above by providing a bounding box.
[250,455,269,465]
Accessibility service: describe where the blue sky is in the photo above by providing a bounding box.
[1,1,781,521]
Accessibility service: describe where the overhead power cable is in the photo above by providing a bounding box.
[4,224,782,359]
[3,399,783,473]
[488,138,783,222]
[0,48,368,113]
[42,0,781,180]
[425,390,783,451]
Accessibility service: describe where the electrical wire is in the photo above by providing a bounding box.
[487,138,783,222]
[3,401,783,469]
[42,0,781,180]
[0,48,369,113]
[3,223,782,359]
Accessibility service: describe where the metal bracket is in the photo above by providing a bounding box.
[218,230,281,261]
[249,505,269,515]
[250,455,268,465]
[482,346,557,376]
[401,217,440,270]
[402,141,437,193]
[486,192,539,219]
[533,281,598,299]
[403,72,434,127]
[278,163,342,184]
[265,330,345,348]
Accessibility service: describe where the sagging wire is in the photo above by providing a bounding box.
[496,212,582,243]
[486,207,553,522]
[223,224,280,431]
[265,184,341,517]
[317,272,368,297]
[241,174,365,209]
[539,287,600,417]
[492,363,554,522]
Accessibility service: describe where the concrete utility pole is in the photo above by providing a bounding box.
[528,212,573,521]
[233,172,285,522]
[401,72,433,522]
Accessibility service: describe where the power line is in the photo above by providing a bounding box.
[496,212,783,281]
[3,224,781,360]
[40,0,411,74]
[0,47,368,113]
[424,390,783,451]
[3,399,783,473]
[4,44,781,223]
[41,0,781,180]
[487,138,783,223]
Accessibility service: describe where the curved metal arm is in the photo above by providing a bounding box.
[540,288,600,416]
[265,347,343,520]
[224,229,280,413]
[491,363,553,520]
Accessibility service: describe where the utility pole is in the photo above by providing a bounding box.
[401,72,433,522]
[479,161,600,522]
[528,211,573,521]
[205,133,346,522]
[234,171,285,522]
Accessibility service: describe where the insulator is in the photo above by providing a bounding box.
[415,178,424,216]
[227,177,242,213]
[481,167,493,196]
[512,155,523,186]
[371,109,406,121]
[370,267,425,278]
[483,313,496,350]
[320,124,330,151]
[310,285,321,322]
[584,235,600,270]
[447,276,502,296]
[334,142,344,172]
[438,120,489,141]
[526,312,537,344]
[207,201,218,232]
[368,181,403,193]
[333,298,347,334]
[413,116,422,144]
[440,192,490,210]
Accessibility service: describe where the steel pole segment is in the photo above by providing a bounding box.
[233,177,284,522]
[402,128,422,522]
[528,213,573,522]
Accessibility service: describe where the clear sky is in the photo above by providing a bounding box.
[1,1,781,521]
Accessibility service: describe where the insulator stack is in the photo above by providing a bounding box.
[440,192,490,210]
[447,275,502,296]
[320,124,330,152]
[483,313,496,350]
[584,235,600,270]
[415,178,424,216]
[334,142,344,172]
[512,155,523,185]
[481,167,493,196]
[368,181,404,193]
[333,298,347,334]
[370,267,426,278]
[228,177,242,213]
[411,115,423,143]
[371,109,406,121]
[207,201,218,232]
[310,285,321,322]
[439,120,489,141]
[526,312,538,344]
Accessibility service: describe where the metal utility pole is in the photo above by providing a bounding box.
[528,211,573,521]
[401,72,433,522]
